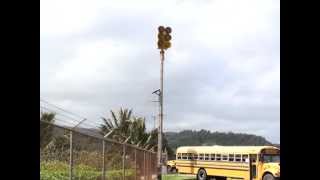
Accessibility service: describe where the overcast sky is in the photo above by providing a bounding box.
[40,0,280,143]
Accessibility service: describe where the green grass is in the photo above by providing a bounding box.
[40,161,135,180]
[162,174,196,180]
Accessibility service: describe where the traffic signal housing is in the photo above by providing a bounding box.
[157,26,172,50]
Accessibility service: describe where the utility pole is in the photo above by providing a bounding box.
[158,49,164,179]
[156,25,172,180]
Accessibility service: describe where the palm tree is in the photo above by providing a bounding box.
[100,108,133,142]
[99,108,173,154]
[129,117,148,144]
[100,108,155,148]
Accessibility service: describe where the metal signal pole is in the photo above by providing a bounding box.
[157,49,165,176]
[156,25,171,180]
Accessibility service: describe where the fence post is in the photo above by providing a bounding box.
[102,140,106,180]
[69,130,74,180]
[147,152,149,180]
[144,151,146,180]
[249,154,252,180]
[135,149,137,180]
[149,152,151,180]
[123,144,126,180]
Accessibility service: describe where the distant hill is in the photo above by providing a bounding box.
[165,129,272,153]
[51,126,275,158]
[273,144,280,149]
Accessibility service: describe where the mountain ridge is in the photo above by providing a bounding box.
[164,129,275,153]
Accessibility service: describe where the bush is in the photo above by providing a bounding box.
[41,161,101,180]
[40,160,135,180]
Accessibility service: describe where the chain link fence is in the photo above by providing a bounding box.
[40,120,158,180]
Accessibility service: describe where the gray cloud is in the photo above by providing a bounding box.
[41,0,280,143]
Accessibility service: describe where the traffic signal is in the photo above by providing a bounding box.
[157,26,172,50]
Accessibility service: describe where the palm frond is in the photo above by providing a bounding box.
[111,110,119,128]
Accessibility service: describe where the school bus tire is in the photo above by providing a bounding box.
[172,167,177,173]
[263,173,275,180]
[167,166,177,173]
[197,168,207,180]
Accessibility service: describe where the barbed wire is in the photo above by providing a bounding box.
[40,98,160,140]
[40,106,81,124]
[40,98,86,119]
[40,98,102,135]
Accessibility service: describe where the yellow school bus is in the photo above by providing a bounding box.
[174,145,280,180]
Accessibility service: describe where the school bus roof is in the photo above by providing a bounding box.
[176,146,279,154]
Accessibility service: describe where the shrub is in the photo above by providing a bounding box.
[40,160,135,180]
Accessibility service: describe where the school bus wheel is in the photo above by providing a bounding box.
[263,173,275,180]
[197,168,207,180]
[172,167,177,173]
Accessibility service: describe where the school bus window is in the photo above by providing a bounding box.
[222,154,228,161]
[187,153,193,160]
[205,154,209,160]
[235,154,241,162]
[199,154,204,160]
[251,154,257,163]
[193,154,198,160]
[182,153,188,160]
[210,154,215,160]
[177,153,181,159]
[216,154,221,161]
[242,155,249,162]
[229,154,234,161]
[262,154,280,163]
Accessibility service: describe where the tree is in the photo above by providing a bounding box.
[40,112,56,149]
[100,108,133,142]
[100,108,151,145]
[165,130,272,152]
[148,128,174,158]
[128,117,149,145]
[99,108,174,157]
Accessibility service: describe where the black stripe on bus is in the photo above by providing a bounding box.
[176,159,249,164]
[176,162,250,168]
[176,164,249,171]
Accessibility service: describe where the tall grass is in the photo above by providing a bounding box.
[40,161,135,180]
